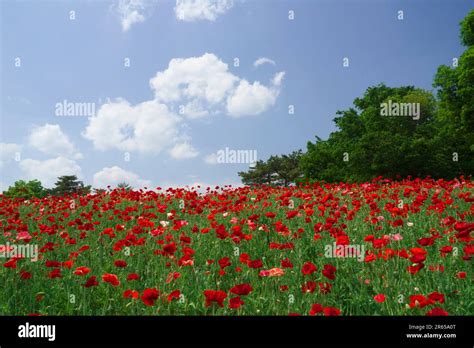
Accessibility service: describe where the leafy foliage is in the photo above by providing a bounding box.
[300,85,443,182]
[48,175,91,196]
[117,182,132,191]
[238,150,303,186]
[2,180,47,199]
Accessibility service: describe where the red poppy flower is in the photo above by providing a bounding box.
[374,294,386,303]
[230,283,253,296]
[407,263,424,275]
[141,288,160,306]
[114,260,127,268]
[265,212,276,218]
[163,242,177,255]
[102,273,120,286]
[127,273,140,281]
[74,266,91,276]
[229,296,244,309]
[410,254,426,263]
[167,290,181,302]
[463,244,474,255]
[302,281,317,293]
[45,260,61,268]
[364,254,376,263]
[426,307,448,316]
[286,210,299,219]
[83,276,99,288]
[428,292,445,304]
[218,257,232,269]
[178,254,194,266]
[439,245,453,254]
[20,270,32,280]
[248,259,263,269]
[309,303,323,315]
[281,258,293,268]
[318,282,332,294]
[322,264,337,280]
[409,294,434,308]
[204,290,227,308]
[78,245,90,252]
[323,307,341,316]
[410,248,428,256]
[239,253,250,264]
[454,221,474,234]
[301,261,317,275]
[417,237,435,246]
[3,258,18,269]
[62,260,74,269]
[48,268,62,279]
[123,289,139,299]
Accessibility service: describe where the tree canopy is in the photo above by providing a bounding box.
[2,180,46,199]
[241,9,474,184]
[47,175,91,196]
[238,150,303,186]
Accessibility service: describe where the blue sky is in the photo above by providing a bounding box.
[0,0,472,190]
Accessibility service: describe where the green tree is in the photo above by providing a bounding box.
[239,150,303,186]
[2,180,46,199]
[300,84,439,182]
[49,175,91,196]
[432,9,474,177]
[238,160,272,185]
[117,182,132,191]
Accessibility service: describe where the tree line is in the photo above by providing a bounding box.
[2,176,132,199]
[239,10,473,185]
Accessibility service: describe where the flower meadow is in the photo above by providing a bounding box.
[0,177,472,316]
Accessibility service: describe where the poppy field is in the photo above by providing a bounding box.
[0,177,472,316]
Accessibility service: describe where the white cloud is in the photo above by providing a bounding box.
[169,142,199,159]
[84,53,284,157]
[150,53,238,115]
[0,143,22,168]
[28,124,82,159]
[93,166,151,189]
[204,152,218,165]
[254,57,276,67]
[114,0,147,32]
[226,72,285,117]
[19,157,82,188]
[272,71,285,86]
[150,53,285,118]
[175,0,233,22]
[83,99,181,154]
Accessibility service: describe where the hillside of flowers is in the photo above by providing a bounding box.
[0,177,472,316]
